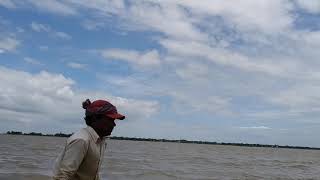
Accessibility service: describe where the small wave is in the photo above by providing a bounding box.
[134,170,179,180]
[0,173,51,180]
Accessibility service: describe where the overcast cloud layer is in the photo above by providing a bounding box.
[1,0,320,147]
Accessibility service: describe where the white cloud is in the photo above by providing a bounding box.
[102,75,162,97]
[69,0,294,37]
[176,62,209,83]
[175,0,294,33]
[169,90,232,115]
[101,49,161,67]
[3,1,297,40]
[62,0,315,82]
[0,37,19,53]
[302,31,320,47]
[27,0,77,15]
[67,62,87,70]
[0,67,75,116]
[0,0,16,8]
[16,27,24,33]
[30,22,71,40]
[51,1,207,41]
[39,46,49,51]
[23,0,314,83]
[240,80,320,120]
[295,0,320,14]
[54,31,72,40]
[238,126,271,130]
[1,0,296,35]
[31,22,50,32]
[81,20,106,31]
[268,85,320,109]
[0,66,159,132]
[68,0,125,15]
[24,57,43,66]
[193,96,231,114]
[127,1,207,41]
[160,39,291,77]
[2,0,120,18]
[109,96,159,121]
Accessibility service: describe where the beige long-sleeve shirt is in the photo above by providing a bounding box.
[53,126,106,180]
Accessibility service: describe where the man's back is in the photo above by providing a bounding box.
[53,126,106,180]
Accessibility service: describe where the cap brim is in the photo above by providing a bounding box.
[106,113,125,120]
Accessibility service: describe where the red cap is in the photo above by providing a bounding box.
[82,99,125,120]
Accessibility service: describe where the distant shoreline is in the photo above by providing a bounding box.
[4,131,320,150]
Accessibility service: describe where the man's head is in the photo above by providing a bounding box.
[82,99,125,137]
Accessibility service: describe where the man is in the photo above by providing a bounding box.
[53,99,125,180]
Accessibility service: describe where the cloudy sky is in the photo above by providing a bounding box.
[1,0,320,147]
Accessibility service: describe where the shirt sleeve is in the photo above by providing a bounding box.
[53,139,88,180]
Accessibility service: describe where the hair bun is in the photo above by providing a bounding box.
[82,99,91,109]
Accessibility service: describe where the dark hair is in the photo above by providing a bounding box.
[84,116,93,126]
[82,99,92,126]
[82,99,91,109]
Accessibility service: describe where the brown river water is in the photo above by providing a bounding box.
[0,135,320,180]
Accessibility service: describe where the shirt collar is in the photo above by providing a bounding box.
[86,126,101,143]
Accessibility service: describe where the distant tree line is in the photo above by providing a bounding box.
[6,131,72,137]
[109,136,320,150]
[5,131,320,150]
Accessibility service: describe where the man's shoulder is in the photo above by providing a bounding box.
[67,128,90,144]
